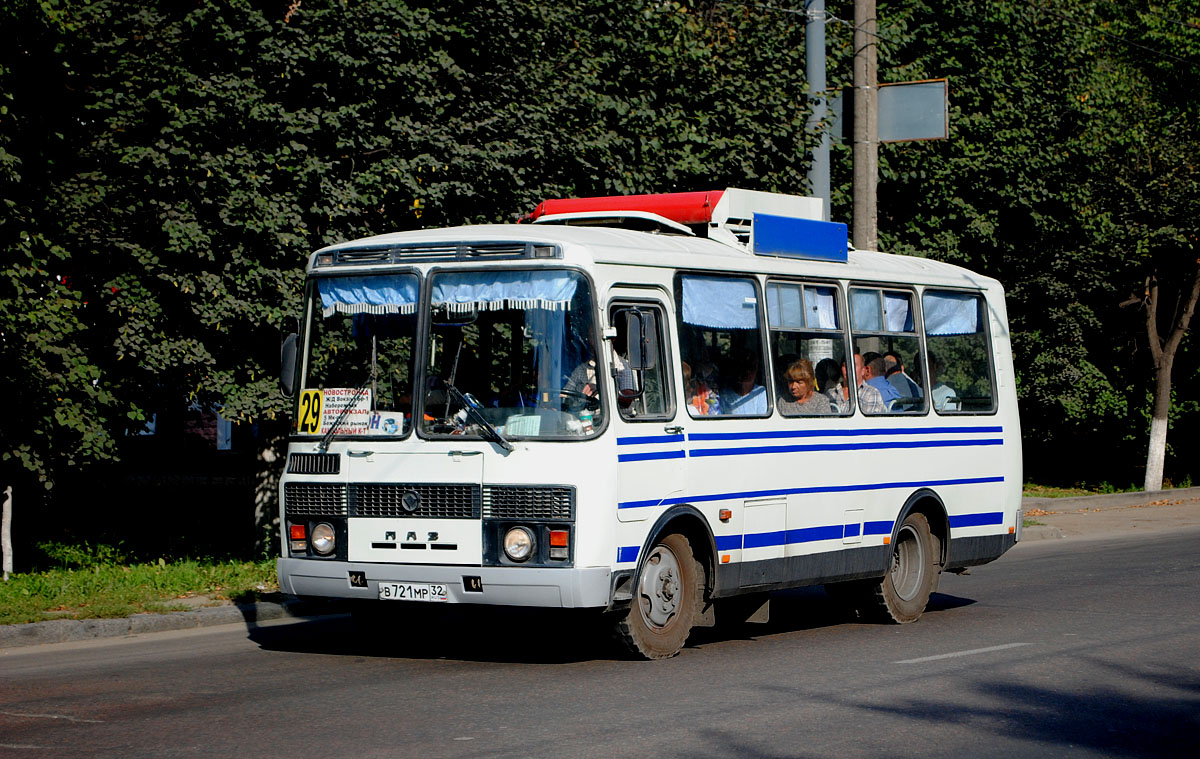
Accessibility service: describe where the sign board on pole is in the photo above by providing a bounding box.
[830,78,949,143]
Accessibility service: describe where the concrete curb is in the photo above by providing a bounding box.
[0,598,347,651]
[1019,524,1064,541]
[1022,486,1200,514]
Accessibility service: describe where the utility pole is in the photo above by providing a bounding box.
[852,0,878,250]
[805,0,830,221]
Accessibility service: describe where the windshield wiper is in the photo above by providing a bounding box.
[444,381,514,452]
[318,368,374,451]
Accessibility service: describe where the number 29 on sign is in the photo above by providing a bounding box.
[297,389,323,434]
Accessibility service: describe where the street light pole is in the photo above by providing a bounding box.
[805,0,830,221]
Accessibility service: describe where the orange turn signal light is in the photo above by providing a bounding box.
[549,530,569,547]
[883,536,891,545]
[721,555,731,564]
[718,509,732,522]
[289,524,306,540]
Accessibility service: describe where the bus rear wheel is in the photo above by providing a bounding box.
[614,533,699,659]
[829,512,936,624]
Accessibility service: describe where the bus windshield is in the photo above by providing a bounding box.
[420,269,602,440]
[299,273,419,438]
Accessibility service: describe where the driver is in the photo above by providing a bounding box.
[565,358,600,398]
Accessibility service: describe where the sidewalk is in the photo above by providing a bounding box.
[1021,485,1200,541]
[4,487,1199,650]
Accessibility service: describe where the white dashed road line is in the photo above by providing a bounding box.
[895,642,1032,664]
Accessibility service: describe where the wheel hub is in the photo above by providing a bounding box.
[639,546,682,628]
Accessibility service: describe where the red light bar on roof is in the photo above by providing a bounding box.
[526,190,724,226]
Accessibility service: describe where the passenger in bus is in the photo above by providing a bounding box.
[925,352,959,411]
[777,359,832,415]
[853,352,888,413]
[721,353,767,414]
[682,361,720,416]
[815,357,845,413]
[862,353,901,409]
[884,351,922,399]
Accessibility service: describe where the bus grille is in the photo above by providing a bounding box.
[284,483,573,520]
[482,486,575,521]
[287,453,340,475]
[284,482,348,516]
[351,484,481,519]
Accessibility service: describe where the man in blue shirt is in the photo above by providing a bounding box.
[862,353,901,410]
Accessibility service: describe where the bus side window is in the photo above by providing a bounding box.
[921,290,996,413]
[610,304,671,420]
[675,274,770,418]
[849,287,927,415]
[766,281,850,416]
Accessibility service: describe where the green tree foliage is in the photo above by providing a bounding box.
[836,0,1199,484]
[1,0,1196,507]
[0,0,817,497]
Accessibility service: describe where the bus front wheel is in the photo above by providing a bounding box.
[614,533,699,659]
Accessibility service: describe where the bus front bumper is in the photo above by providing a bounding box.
[277,558,612,609]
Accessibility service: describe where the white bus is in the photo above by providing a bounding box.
[277,188,1022,659]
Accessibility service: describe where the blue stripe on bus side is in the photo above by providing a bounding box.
[713,510,1002,553]
[864,520,894,535]
[687,438,1003,458]
[688,426,1003,442]
[617,450,686,463]
[714,535,742,551]
[616,434,686,445]
[949,511,1004,528]
[616,545,640,563]
[616,475,1005,509]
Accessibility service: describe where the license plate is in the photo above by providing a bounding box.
[378,582,449,602]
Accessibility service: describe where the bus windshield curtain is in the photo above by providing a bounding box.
[682,276,759,329]
[431,270,583,413]
[767,283,837,330]
[319,275,418,317]
[430,270,578,313]
[923,292,981,335]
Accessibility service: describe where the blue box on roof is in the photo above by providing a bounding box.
[751,213,848,263]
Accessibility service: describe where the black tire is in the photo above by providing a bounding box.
[825,512,936,624]
[867,511,936,623]
[614,533,700,659]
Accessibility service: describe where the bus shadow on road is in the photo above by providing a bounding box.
[245,587,977,663]
[687,587,978,648]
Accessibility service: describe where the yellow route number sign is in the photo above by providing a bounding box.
[297,389,323,434]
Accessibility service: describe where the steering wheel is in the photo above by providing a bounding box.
[559,388,601,411]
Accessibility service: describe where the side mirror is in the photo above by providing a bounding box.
[623,310,657,370]
[280,333,298,397]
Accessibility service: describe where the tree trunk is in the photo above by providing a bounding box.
[253,426,288,559]
[1140,265,1200,492]
[2,485,12,580]
[1144,358,1173,492]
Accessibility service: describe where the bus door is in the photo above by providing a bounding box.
[607,292,684,526]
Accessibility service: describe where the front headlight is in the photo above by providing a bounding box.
[503,527,534,562]
[310,522,336,556]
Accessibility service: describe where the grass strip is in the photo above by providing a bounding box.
[0,560,278,626]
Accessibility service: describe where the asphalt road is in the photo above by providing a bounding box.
[2,527,1198,758]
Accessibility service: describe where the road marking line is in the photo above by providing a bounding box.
[895,642,1032,664]
[0,710,104,724]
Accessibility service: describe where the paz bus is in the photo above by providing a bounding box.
[277,188,1022,659]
